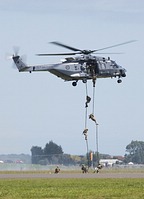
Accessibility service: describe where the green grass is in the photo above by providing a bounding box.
[0,178,144,199]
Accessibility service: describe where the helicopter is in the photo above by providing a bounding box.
[12,40,135,86]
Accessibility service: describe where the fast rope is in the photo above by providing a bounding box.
[83,82,91,167]
[83,77,100,167]
[96,122,99,165]
[92,78,100,165]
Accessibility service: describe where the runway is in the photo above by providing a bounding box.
[0,173,144,179]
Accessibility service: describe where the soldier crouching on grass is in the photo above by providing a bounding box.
[81,164,88,173]
[94,163,103,173]
[55,166,60,174]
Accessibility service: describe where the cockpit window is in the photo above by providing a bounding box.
[111,60,119,68]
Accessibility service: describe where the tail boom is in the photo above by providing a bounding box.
[13,56,28,72]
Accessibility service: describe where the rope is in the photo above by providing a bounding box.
[86,137,89,167]
[85,83,88,129]
[88,78,100,166]
[92,79,100,165]
[83,78,100,168]
[89,78,97,124]
[92,85,96,115]
[96,123,99,165]
[82,82,89,167]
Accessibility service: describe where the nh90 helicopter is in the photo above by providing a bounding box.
[12,40,135,86]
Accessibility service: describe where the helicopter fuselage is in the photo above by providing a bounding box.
[13,55,126,86]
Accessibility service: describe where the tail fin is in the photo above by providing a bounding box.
[12,55,28,71]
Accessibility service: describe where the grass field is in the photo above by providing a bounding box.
[0,178,144,199]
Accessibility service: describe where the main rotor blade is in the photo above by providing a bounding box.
[93,40,137,52]
[37,52,79,56]
[37,40,136,57]
[93,52,124,54]
[50,41,81,52]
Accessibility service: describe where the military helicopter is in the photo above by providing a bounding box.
[12,40,135,86]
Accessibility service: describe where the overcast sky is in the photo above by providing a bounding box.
[0,0,143,156]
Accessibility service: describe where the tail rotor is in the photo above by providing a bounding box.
[13,46,20,57]
[6,47,28,71]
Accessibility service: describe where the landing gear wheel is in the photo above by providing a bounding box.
[72,81,77,86]
[82,79,87,84]
[117,79,122,83]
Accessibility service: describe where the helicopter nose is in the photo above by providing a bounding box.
[120,68,126,77]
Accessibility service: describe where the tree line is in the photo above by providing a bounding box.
[124,140,144,164]
[31,140,144,165]
[31,141,86,165]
